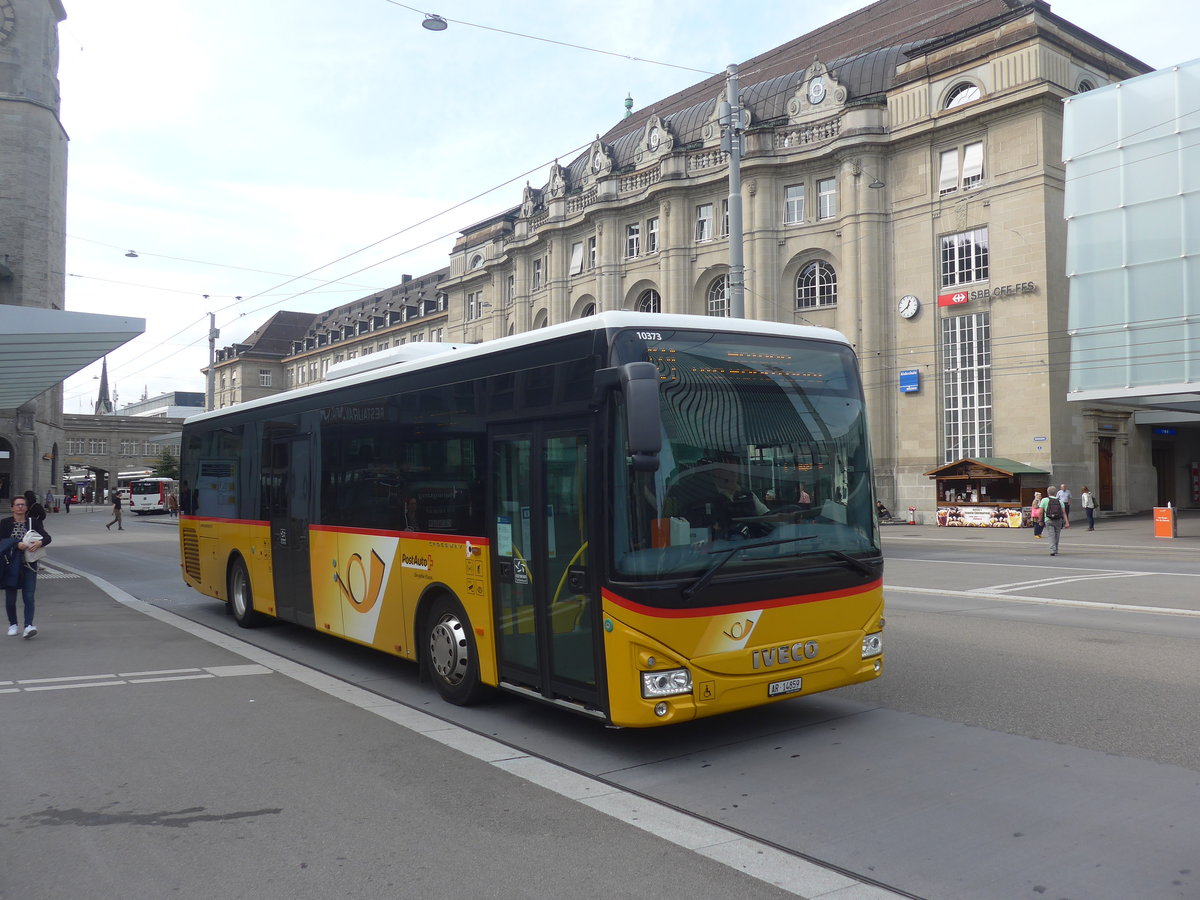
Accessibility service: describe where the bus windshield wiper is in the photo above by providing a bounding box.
[682,535,816,600]
[793,547,877,577]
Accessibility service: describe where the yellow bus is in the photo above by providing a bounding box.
[179,312,883,727]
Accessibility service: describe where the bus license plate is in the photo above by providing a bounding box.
[768,676,803,697]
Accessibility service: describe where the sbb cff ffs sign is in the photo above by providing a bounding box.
[937,291,969,307]
[938,282,1038,307]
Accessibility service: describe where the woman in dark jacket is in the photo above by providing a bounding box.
[2,495,51,639]
[24,489,46,521]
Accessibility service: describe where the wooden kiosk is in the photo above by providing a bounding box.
[924,457,1050,527]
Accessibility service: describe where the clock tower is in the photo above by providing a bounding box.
[0,0,69,499]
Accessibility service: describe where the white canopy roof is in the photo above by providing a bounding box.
[0,306,145,409]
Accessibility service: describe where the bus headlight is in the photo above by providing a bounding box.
[862,632,883,659]
[641,668,692,698]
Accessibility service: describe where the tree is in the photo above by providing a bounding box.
[154,447,180,481]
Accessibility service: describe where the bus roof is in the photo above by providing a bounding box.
[185,311,852,426]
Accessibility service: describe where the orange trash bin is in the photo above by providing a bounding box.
[1153,507,1177,539]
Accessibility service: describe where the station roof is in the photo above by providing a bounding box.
[0,306,145,408]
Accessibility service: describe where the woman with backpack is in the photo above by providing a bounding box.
[1030,491,1044,538]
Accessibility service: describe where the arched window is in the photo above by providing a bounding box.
[945,82,981,109]
[1076,79,1096,94]
[533,310,549,329]
[469,254,484,269]
[579,302,596,318]
[636,289,661,313]
[707,276,729,317]
[796,261,837,309]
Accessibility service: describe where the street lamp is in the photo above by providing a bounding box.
[421,14,448,31]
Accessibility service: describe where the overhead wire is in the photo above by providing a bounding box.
[67,1,1189,408]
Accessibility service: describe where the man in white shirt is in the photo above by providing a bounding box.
[1057,484,1073,527]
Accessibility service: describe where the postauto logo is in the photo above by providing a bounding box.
[334,549,387,614]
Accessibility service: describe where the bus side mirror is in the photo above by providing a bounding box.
[619,362,661,473]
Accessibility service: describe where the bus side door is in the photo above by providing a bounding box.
[490,421,602,712]
[267,432,316,628]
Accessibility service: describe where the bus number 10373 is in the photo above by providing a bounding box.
[636,331,662,341]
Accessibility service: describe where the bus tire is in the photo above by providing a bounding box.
[228,557,265,628]
[424,595,487,706]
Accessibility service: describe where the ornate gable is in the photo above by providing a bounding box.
[581,136,614,187]
[787,60,848,122]
[633,115,675,165]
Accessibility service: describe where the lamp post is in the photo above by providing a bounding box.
[720,64,747,319]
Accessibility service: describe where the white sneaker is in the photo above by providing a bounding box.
[6,624,17,636]
[23,625,37,639]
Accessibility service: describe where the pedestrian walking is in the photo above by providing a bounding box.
[1030,491,1044,538]
[1057,483,1073,528]
[1040,484,1065,556]
[106,491,124,531]
[2,495,51,638]
[167,490,179,518]
[24,490,46,521]
[63,493,71,514]
[1080,486,1096,530]
[44,488,54,512]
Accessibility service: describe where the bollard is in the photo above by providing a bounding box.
[907,506,917,525]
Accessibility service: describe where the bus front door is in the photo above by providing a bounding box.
[267,432,316,628]
[491,423,601,714]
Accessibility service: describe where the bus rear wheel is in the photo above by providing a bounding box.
[228,557,264,628]
[425,595,487,706]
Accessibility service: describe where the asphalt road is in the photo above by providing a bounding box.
[23,508,1200,899]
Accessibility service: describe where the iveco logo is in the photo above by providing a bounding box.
[751,641,819,669]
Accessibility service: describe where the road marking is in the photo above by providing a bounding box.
[54,569,905,899]
[885,583,1200,617]
[889,556,1200,578]
[4,665,271,694]
[24,680,128,692]
[976,572,1149,593]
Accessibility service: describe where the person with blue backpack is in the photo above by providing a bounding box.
[1040,484,1066,557]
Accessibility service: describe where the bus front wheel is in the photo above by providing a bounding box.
[228,557,264,628]
[425,595,487,706]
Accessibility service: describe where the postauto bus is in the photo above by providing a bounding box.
[178,312,883,727]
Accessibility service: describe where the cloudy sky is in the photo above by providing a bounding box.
[56,0,1195,413]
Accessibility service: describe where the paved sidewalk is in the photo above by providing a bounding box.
[882,508,1197,549]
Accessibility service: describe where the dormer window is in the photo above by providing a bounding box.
[945,82,981,109]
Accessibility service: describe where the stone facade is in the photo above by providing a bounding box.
[60,414,183,499]
[209,271,450,408]
[0,0,69,501]
[432,1,1149,517]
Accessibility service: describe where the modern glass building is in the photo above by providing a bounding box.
[1064,57,1200,509]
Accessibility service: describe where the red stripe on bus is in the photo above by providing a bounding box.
[601,580,882,618]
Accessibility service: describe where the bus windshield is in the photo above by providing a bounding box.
[611,329,878,585]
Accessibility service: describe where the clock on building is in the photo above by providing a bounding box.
[898,295,921,318]
[807,76,826,105]
[648,127,660,151]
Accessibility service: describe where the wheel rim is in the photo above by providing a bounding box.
[429,612,469,686]
[231,566,249,618]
